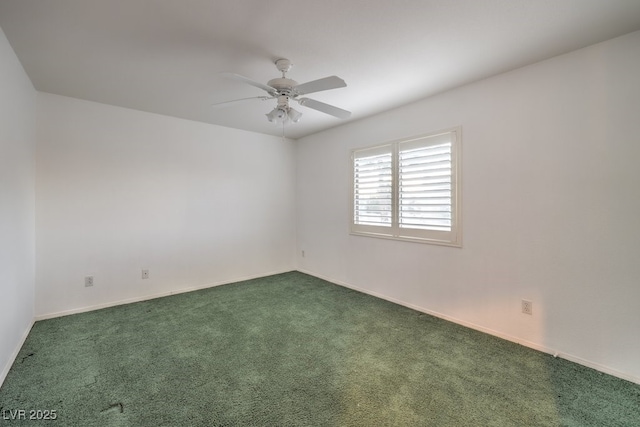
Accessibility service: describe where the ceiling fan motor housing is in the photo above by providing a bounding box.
[276,95,290,108]
[267,77,298,95]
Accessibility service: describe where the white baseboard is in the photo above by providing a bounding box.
[297,269,640,386]
[36,269,295,321]
[0,318,35,389]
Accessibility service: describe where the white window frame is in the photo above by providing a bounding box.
[350,127,462,247]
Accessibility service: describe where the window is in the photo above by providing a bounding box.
[351,127,461,246]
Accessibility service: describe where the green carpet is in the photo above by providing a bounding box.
[1,272,638,426]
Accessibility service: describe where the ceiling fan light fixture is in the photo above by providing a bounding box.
[266,107,287,124]
[288,107,302,123]
[266,106,302,125]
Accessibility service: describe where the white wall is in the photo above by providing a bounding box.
[36,94,296,317]
[0,26,36,384]
[296,30,640,383]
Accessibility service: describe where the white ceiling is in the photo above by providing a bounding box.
[2,0,640,139]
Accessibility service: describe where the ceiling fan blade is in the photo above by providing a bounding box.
[211,96,272,108]
[298,98,351,119]
[221,73,277,95]
[293,76,346,96]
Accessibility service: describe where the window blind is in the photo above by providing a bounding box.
[399,142,452,231]
[350,127,460,247]
[353,147,393,227]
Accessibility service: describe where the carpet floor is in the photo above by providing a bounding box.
[1,271,638,426]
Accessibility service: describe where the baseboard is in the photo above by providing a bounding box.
[0,318,35,389]
[297,269,640,386]
[36,269,295,321]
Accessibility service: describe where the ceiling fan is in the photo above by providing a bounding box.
[214,58,351,125]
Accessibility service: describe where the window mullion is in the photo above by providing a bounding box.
[391,142,400,237]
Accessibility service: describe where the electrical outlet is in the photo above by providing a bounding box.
[141,269,149,279]
[522,299,533,315]
[84,276,94,287]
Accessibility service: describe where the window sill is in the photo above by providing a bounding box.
[349,230,462,248]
